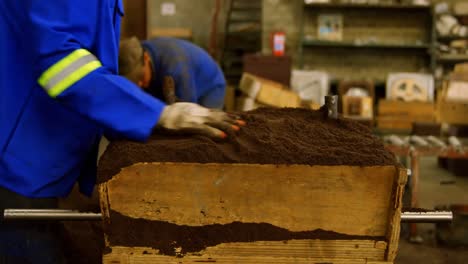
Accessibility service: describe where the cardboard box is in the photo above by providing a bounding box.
[239,73,301,108]
[437,73,468,125]
[291,70,329,106]
[386,73,434,102]
[377,100,435,130]
[342,96,373,119]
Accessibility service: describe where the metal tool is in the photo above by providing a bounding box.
[3,209,102,221]
[325,95,338,119]
[401,211,453,223]
[3,209,453,223]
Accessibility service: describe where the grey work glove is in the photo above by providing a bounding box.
[158,103,244,138]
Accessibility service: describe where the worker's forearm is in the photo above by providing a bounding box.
[58,68,166,141]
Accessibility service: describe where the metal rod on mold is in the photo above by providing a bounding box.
[3,209,453,223]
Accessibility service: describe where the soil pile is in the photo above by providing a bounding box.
[98,107,397,182]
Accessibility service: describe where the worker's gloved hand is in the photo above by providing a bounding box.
[157,103,244,138]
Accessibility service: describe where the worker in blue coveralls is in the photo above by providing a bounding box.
[0,1,243,263]
[119,37,226,109]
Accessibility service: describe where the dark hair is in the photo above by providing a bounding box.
[119,36,145,83]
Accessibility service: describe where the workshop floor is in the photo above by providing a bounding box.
[395,157,468,264]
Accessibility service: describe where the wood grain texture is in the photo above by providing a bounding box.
[100,163,406,263]
[104,163,400,236]
[378,100,434,116]
[385,168,407,261]
[104,255,391,264]
[104,240,387,264]
[378,100,435,130]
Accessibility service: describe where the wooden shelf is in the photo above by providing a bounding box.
[304,3,431,10]
[298,0,434,81]
[330,79,385,86]
[437,35,468,42]
[231,6,262,11]
[436,54,468,63]
[229,18,261,23]
[303,39,431,49]
[227,30,262,36]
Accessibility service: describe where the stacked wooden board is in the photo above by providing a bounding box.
[377,100,435,130]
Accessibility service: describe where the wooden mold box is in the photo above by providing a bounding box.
[99,163,407,264]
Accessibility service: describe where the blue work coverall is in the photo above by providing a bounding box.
[143,38,226,109]
[0,0,165,262]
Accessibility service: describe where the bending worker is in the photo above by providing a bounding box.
[0,1,242,263]
[119,37,226,109]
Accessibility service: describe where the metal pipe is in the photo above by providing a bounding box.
[401,211,453,223]
[3,209,102,221]
[5,209,78,213]
[4,209,453,223]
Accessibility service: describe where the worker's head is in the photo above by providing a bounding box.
[119,37,152,89]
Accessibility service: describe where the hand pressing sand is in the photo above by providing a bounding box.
[98,107,397,183]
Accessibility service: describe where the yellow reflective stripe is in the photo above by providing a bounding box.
[38,49,90,87]
[47,60,102,98]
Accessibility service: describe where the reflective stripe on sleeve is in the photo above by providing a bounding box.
[38,49,102,98]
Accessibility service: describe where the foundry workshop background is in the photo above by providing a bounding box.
[120,1,468,263]
[1,0,467,263]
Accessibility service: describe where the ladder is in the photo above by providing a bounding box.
[221,0,262,84]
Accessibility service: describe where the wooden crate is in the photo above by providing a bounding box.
[100,163,407,264]
[437,73,468,125]
[377,100,435,130]
[239,73,301,108]
[342,96,373,119]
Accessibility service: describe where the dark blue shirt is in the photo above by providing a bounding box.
[142,38,226,109]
